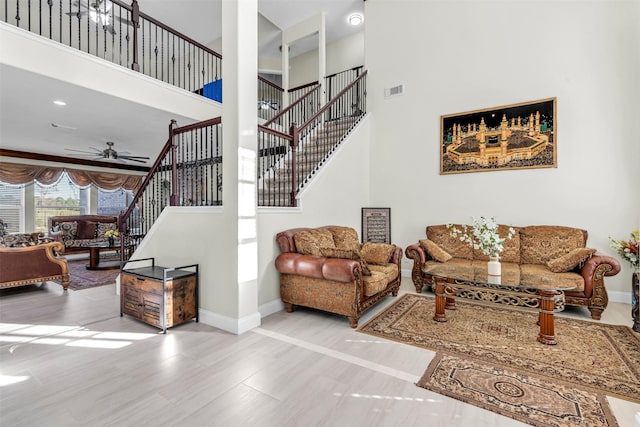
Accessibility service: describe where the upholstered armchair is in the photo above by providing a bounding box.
[274,226,402,328]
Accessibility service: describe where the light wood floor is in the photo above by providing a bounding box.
[1,277,638,427]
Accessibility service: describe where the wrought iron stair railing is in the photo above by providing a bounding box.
[118,116,222,259]
[257,70,367,207]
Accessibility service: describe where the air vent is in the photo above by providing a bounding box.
[384,84,404,98]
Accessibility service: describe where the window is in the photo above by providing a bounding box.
[98,188,134,217]
[1,173,134,232]
[34,176,89,232]
[0,183,25,233]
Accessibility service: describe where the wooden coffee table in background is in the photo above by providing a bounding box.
[86,243,122,271]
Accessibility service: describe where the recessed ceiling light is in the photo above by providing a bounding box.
[53,100,67,106]
[348,13,363,26]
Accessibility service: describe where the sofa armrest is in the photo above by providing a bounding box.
[390,246,403,265]
[577,253,621,298]
[405,243,431,291]
[405,243,427,265]
[275,252,361,283]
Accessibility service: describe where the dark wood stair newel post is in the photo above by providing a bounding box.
[289,123,299,208]
[130,0,140,72]
[169,120,179,206]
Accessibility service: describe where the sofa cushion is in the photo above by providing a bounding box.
[362,271,389,297]
[419,239,452,263]
[324,226,361,251]
[76,221,98,239]
[66,238,108,248]
[427,225,473,260]
[97,222,118,239]
[320,247,371,276]
[368,263,399,283]
[58,221,78,243]
[0,233,35,248]
[520,226,587,265]
[294,229,335,256]
[360,242,396,265]
[546,247,596,273]
[520,264,584,292]
[472,225,521,264]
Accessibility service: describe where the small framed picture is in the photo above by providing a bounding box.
[361,208,391,244]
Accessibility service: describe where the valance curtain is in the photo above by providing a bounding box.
[0,163,143,191]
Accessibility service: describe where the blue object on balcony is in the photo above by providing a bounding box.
[203,80,222,102]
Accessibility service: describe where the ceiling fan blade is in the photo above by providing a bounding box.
[103,24,116,35]
[64,148,102,155]
[66,10,88,18]
[119,157,148,164]
[119,155,150,160]
[113,15,133,26]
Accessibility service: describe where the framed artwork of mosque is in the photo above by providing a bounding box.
[440,97,557,175]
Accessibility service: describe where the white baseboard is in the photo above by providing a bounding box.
[199,309,261,335]
[608,290,632,304]
[259,298,286,318]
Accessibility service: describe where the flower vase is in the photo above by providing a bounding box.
[107,236,114,248]
[632,269,639,333]
[488,256,501,276]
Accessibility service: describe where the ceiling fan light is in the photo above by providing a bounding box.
[348,13,363,26]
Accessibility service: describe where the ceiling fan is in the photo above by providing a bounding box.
[65,0,131,35]
[65,141,150,164]
[258,100,279,111]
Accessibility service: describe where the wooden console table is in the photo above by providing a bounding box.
[120,258,198,333]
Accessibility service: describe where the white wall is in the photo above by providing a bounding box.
[365,1,640,295]
[288,31,365,88]
[124,207,246,327]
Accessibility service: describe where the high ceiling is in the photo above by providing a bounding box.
[141,0,364,59]
[0,0,364,169]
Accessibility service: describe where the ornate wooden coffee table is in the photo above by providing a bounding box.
[431,273,577,345]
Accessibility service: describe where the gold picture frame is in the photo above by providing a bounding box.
[440,97,557,175]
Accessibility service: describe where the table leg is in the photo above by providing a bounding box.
[537,289,557,345]
[89,247,99,268]
[433,280,448,322]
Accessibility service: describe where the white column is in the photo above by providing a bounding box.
[222,0,260,333]
[282,42,289,108]
[318,12,326,107]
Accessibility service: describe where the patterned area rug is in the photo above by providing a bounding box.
[67,258,119,290]
[358,294,640,423]
[419,353,618,427]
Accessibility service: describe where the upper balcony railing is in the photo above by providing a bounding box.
[2,0,222,96]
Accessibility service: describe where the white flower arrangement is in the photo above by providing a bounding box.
[609,230,639,270]
[447,216,515,258]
